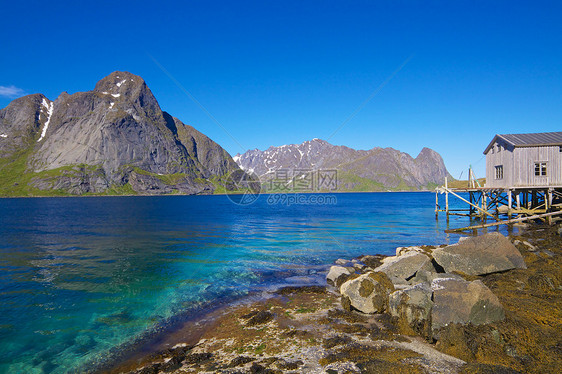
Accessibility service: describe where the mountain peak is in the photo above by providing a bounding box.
[0,72,240,196]
[0,93,49,149]
[91,71,161,118]
[307,138,329,145]
[93,71,144,93]
[9,93,47,106]
[416,147,439,160]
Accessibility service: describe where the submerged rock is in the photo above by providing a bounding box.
[431,278,505,332]
[340,272,395,314]
[358,254,386,269]
[432,232,526,276]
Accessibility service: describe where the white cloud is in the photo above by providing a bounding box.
[0,85,26,98]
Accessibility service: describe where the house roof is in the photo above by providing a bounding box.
[484,131,562,154]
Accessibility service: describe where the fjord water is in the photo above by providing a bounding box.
[1,193,478,373]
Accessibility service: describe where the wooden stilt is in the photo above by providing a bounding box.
[435,190,439,220]
[482,193,488,222]
[445,177,449,219]
[544,188,552,226]
[507,190,512,219]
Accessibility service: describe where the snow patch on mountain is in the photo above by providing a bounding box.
[37,99,53,142]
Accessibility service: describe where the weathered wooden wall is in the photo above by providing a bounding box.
[485,141,514,187]
[513,146,562,186]
[486,143,562,187]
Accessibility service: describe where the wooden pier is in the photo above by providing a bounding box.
[435,177,562,232]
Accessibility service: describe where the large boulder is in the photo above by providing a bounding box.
[374,251,433,284]
[431,277,505,331]
[340,272,395,314]
[388,283,433,340]
[432,232,526,276]
[326,266,352,287]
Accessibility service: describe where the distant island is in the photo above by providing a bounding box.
[0,72,450,197]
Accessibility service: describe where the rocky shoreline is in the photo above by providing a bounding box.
[111,225,562,374]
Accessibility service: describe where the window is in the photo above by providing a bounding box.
[495,165,503,179]
[534,162,547,176]
[559,146,562,152]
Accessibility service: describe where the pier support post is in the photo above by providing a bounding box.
[493,190,499,217]
[445,177,449,220]
[507,190,512,219]
[544,188,552,226]
[435,190,439,220]
[482,193,488,222]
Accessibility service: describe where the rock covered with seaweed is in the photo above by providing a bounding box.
[331,232,522,338]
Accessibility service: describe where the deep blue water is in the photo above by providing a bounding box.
[0,192,483,373]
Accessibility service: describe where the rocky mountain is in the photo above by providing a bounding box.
[234,139,451,191]
[0,71,240,196]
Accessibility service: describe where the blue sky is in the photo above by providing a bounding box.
[1,1,561,178]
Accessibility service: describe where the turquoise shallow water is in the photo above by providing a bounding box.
[0,193,486,373]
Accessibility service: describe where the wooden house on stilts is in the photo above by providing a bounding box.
[436,131,562,231]
[484,132,562,188]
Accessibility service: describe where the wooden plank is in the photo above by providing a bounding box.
[445,210,562,233]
